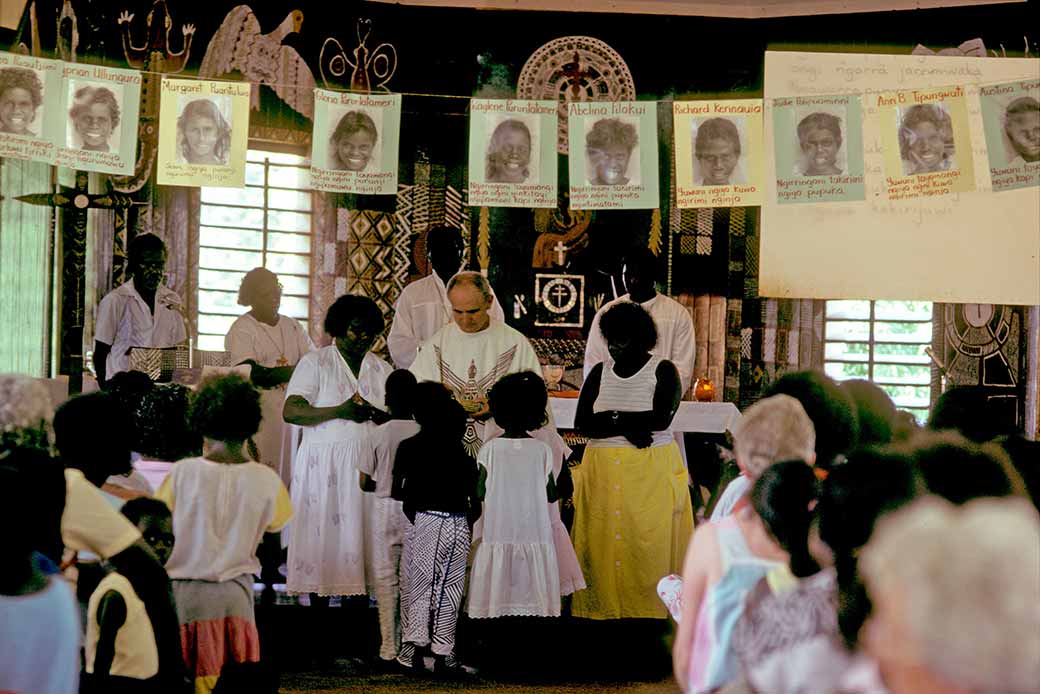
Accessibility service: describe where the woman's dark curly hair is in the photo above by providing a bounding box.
[599,301,658,354]
[324,293,384,339]
[134,384,201,462]
[489,371,547,432]
[190,373,261,443]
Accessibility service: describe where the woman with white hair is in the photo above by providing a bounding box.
[861,497,1040,694]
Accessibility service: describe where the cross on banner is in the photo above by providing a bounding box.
[554,240,568,266]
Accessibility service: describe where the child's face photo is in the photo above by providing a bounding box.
[336,130,376,171]
[75,102,114,149]
[489,127,531,183]
[184,113,221,164]
[905,121,946,172]
[0,87,36,135]
[1006,111,1040,163]
[800,127,840,175]
[589,144,632,186]
[696,137,739,185]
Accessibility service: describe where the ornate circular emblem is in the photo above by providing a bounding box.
[944,303,1010,358]
[517,36,635,155]
[541,277,579,314]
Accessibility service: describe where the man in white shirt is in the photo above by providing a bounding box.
[584,248,695,395]
[94,234,186,388]
[387,225,504,369]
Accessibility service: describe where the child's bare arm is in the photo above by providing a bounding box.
[93,590,126,680]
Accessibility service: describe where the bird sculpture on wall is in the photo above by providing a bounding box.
[199,5,315,120]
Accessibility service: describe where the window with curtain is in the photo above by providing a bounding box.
[197,149,312,351]
[823,300,934,422]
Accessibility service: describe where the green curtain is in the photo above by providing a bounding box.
[0,159,52,376]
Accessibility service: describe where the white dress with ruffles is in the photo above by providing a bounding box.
[467,437,561,618]
[285,346,392,596]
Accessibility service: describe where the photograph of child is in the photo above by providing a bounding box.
[67,83,122,152]
[692,117,745,186]
[176,97,232,166]
[0,67,43,137]
[1003,96,1040,166]
[898,102,957,176]
[486,117,537,184]
[795,111,844,176]
[329,109,380,172]
[585,117,639,186]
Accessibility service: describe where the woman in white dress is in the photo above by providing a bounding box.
[225,268,315,489]
[283,294,392,605]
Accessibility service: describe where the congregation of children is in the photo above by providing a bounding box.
[1,318,1039,693]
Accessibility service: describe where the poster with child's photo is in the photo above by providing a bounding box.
[310,88,401,195]
[770,94,865,204]
[0,53,62,164]
[568,102,659,210]
[467,99,557,208]
[55,65,140,175]
[674,99,764,208]
[157,78,250,187]
[978,80,1039,192]
[875,87,975,200]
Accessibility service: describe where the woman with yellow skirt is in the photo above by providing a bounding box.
[571,301,694,620]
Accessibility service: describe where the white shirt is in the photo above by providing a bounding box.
[0,577,81,694]
[95,281,187,379]
[584,292,696,394]
[710,474,751,521]
[362,418,421,498]
[224,313,315,368]
[591,355,673,448]
[157,457,292,582]
[387,273,505,369]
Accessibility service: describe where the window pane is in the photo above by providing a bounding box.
[198,313,237,337]
[280,275,310,295]
[903,408,930,424]
[268,209,311,233]
[825,342,869,362]
[248,150,307,166]
[266,252,310,276]
[199,269,245,292]
[825,362,869,380]
[880,385,931,408]
[873,363,931,384]
[201,186,264,207]
[268,188,311,211]
[245,162,265,185]
[198,290,244,316]
[825,320,870,341]
[874,343,931,363]
[268,165,308,189]
[201,204,264,228]
[825,300,870,320]
[197,334,226,351]
[280,296,309,319]
[201,226,263,250]
[874,301,932,321]
[200,247,263,271]
[268,231,311,253]
[874,321,932,343]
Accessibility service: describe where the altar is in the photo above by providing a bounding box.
[550,396,742,434]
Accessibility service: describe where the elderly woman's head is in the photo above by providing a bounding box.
[0,67,43,135]
[861,496,1040,694]
[177,98,231,165]
[0,374,54,453]
[69,85,119,151]
[237,267,282,318]
[324,294,384,358]
[586,118,638,186]
[599,301,657,364]
[899,104,953,173]
[486,119,532,183]
[330,110,377,171]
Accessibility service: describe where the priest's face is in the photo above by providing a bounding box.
[448,283,492,333]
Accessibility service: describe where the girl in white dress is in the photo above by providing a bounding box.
[225,268,315,489]
[468,371,561,619]
[283,295,392,604]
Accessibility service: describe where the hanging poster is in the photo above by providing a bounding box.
[0,53,62,164]
[157,78,249,187]
[310,89,401,195]
[467,99,557,208]
[56,63,140,175]
[674,99,763,208]
[876,86,975,200]
[979,79,1039,192]
[771,94,865,204]
[568,101,659,210]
